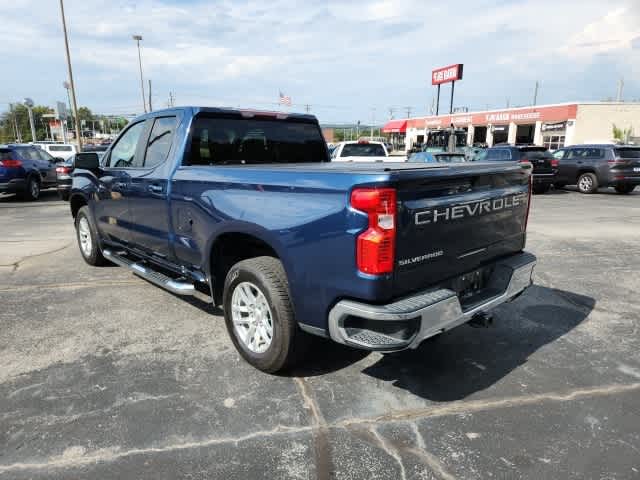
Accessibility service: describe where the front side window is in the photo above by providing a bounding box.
[145,116,177,168]
[108,122,146,168]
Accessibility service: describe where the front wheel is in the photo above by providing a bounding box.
[223,256,308,373]
[577,173,598,194]
[75,206,108,266]
[615,184,636,194]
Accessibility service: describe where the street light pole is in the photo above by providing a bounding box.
[24,98,37,142]
[132,35,147,113]
[58,0,82,151]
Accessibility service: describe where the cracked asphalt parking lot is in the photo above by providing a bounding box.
[1,187,639,480]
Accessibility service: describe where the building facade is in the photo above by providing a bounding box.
[388,102,640,151]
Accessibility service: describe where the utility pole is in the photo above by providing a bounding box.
[616,78,624,102]
[132,35,147,113]
[148,79,153,112]
[370,108,376,140]
[405,106,412,118]
[533,80,539,106]
[388,107,394,120]
[168,91,175,108]
[23,98,37,142]
[59,0,82,151]
[304,104,311,113]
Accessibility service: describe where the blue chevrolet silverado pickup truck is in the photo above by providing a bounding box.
[69,107,536,373]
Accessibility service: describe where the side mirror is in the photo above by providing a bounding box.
[74,152,100,170]
[53,157,65,163]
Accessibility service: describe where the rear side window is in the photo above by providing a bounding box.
[614,148,640,159]
[0,149,14,160]
[584,148,604,158]
[485,149,512,161]
[17,148,41,161]
[187,115,327,165]
[340,143,386,157]
[144,116,177,168]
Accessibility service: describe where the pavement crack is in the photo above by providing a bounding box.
[0,425,311,474]
[1,243,72,272]
[0,279,140,293]
[370,426,407,480]
[338,382,640,428]
[408,423,456,480]
[294,377,332,480]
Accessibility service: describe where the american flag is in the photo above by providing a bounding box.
[279,91,292,106]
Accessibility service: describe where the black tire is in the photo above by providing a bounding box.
[19,176,40,201]
[58,190,70,201]
[577,172,598,194]
[532,184,550,194]
[75,206,108,266]
[223,256,308,373]
[615,184,636,194]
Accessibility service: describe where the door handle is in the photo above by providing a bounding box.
[148,184,163,194]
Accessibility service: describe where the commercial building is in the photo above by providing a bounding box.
[382,102,640,151]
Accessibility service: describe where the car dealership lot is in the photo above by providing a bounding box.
[0,189,639,479]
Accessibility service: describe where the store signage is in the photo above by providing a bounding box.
[541,121,567,132]
[432,64,463,85]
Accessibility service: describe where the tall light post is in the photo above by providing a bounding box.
[132,35,147,113]
[23,98,37,142]
[58,0,82,151]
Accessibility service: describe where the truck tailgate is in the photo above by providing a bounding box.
[392,164,530,297]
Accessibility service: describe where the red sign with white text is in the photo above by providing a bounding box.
[407,104,578,130]
[431,64,463,85]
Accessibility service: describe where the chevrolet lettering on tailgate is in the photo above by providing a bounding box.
[415,193,527,225]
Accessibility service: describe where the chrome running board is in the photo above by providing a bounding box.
[103,249,195,296]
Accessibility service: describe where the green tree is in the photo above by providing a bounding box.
[0,104,54,143]
[612,123,633,142]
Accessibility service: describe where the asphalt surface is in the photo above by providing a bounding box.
[0,186,639,479]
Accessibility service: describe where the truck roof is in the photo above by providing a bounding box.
[135,106,318,123]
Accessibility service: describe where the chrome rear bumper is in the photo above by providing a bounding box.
[328,252,536,351]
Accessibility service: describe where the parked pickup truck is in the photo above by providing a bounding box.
[69,107,536,373]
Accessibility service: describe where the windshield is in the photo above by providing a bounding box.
[615,147,640,159]
[340,143,386,157]
[187,115,328,165]
[49,145,73,152]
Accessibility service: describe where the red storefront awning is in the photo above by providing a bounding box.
[381,120,407,133]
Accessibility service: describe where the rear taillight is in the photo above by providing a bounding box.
[56,166,71,174]
[350,188,396,275]
[608,159,627,165]
[551,158,559,168]
[0,159,22,167]
[518,158,532,168]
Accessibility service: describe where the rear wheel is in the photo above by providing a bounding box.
[614,184,636,194]
[20,176,40,201]
[75,206,108,266]
[577,173,598,194]
[58,190,70,201]
[223,256,308,373]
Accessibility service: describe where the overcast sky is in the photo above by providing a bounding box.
[1,0,639,123]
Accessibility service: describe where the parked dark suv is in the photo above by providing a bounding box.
[552,144,640,194]
[0,144,61,200]
[476,145,557,193]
